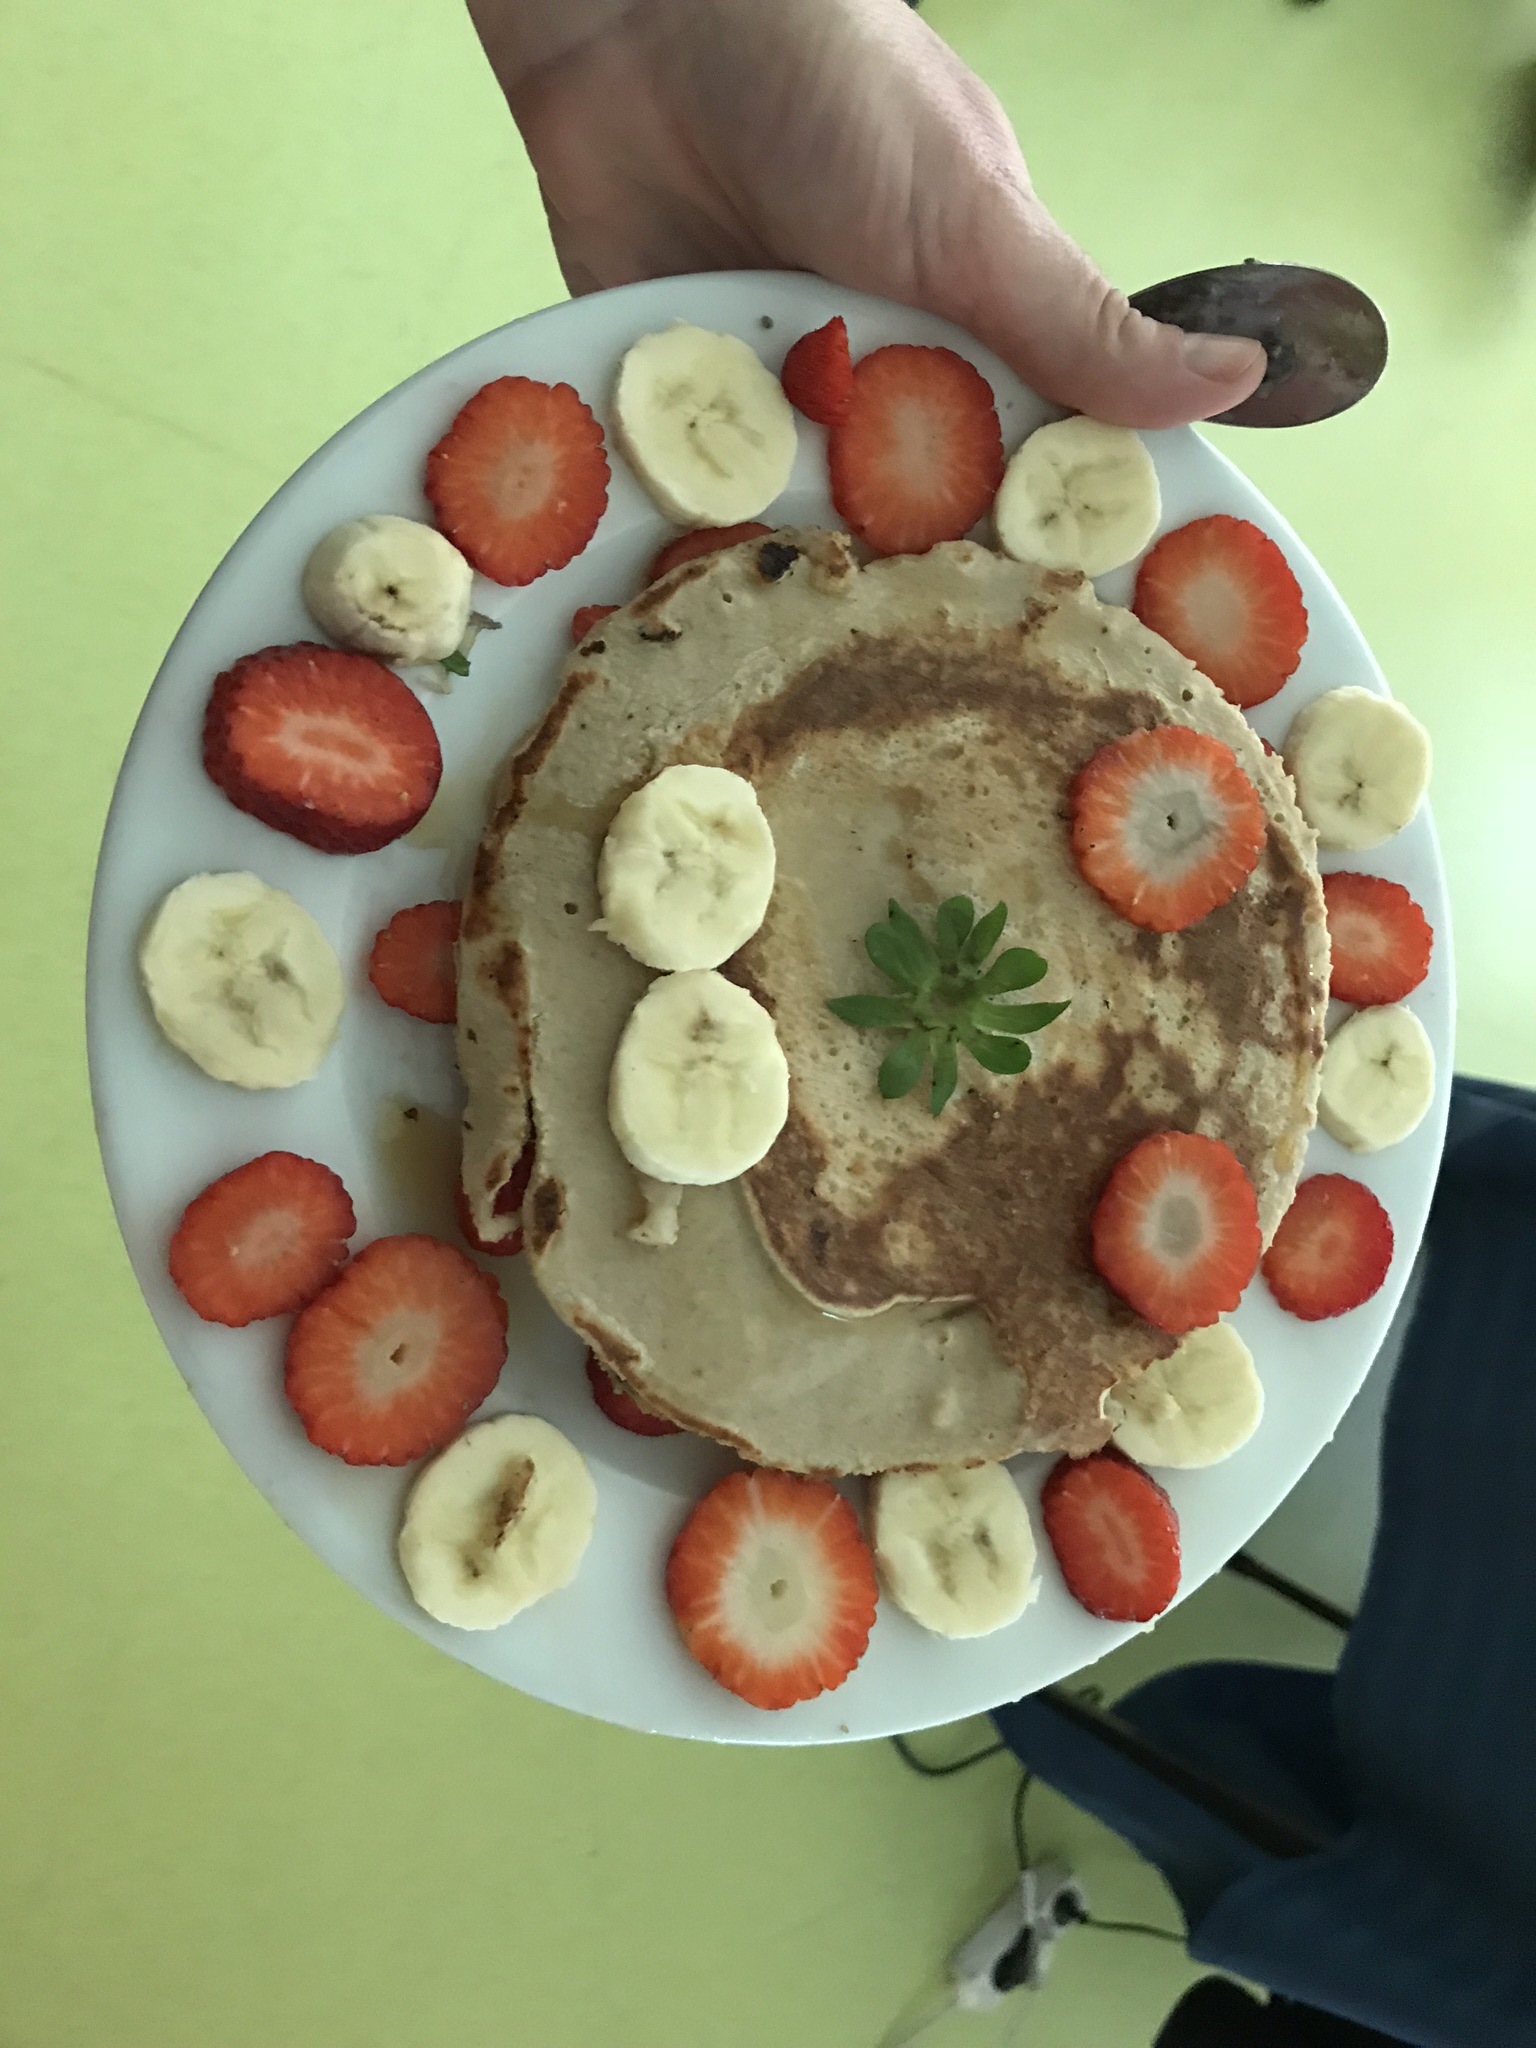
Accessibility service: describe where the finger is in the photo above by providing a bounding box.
[938,195,1267,430]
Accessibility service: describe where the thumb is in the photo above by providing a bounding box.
[935,191,1267,431]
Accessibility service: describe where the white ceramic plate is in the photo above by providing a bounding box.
[87,272,1453,1745]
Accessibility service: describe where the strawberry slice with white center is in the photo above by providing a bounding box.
[665,1469,878,1709]
[1092,1130,1262,1334]
[1322,872,1433,1006]
[1261,1174,1394,1320]
[169,1151,356,1326]
[1133,514,1308,709]
[1041,1448,1181,1622]
[425,375,609,587]
[203,643,442,855]
[284,1235,508,1465]
[1070,724,1266,932]
[829,343,1004,557]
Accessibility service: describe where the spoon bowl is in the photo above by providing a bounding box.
[1131,260,1388,427]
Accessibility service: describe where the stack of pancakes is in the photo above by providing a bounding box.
[458,531,1327,1475]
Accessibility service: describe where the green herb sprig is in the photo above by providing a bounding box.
[827,898,1069,1117]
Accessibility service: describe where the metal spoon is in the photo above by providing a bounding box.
[1129,260,1388,427]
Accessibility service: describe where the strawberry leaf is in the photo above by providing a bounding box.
[866,912,934,992]
[935,896,975,967]
[439,650,472,678]
[826,993,917,1029]
[961,900,1008,967]
[961,1028,1035,1075]
[929,1035,960,1115]
[879,1027,929,1100]
[972,997,1071,1035]
[976,947,1048,996]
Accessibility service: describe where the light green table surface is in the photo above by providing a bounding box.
[4,2,1533,2043]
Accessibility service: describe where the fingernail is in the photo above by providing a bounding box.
[1180,331,1267,381]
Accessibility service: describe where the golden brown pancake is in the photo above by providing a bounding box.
[457,531,1327,1473]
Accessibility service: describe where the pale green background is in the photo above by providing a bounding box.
[3,1,1533,2043]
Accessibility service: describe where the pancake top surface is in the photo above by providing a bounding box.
[457,531,1326,1473]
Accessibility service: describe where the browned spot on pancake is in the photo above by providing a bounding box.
[723,628,1160,784]
[527,1176,566,1255]
[638,622,682,643]
[496,671,593,830]
[632,556,718,620]
[757,540,799,581]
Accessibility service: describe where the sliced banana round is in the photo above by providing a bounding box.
[397,1413,596,1631]
[614,323,798,525]
[872,1464,1038,1639]
[1283,686,1431,850]
[139,871,344,1088]
[1104,1323,1263,1469]
[1318,1003,1435,1152]
[994,416,1161,577]
[609,969,790,1186]
[598,764,776,971]
[301,513,473,665]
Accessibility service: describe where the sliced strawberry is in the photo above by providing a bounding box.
[284,1235,507,1465]
[1092,1131,1262,1335]
[644,522,775,587]
[425,376,609,587]
[571,603,619,646]
[1133,514,1308,709]
[780,316,854,427]
[665,1468,878,1709]
[828,344,1004,558]
[203,642,442,854]
[585,1351,682,1437]
[1322,872,1433,1006]
[455,1138,535,1256]
[169,1151,355,1327]
[1071,725,1266,932]
[368,900,460,1024]
[1041,1448,1181,1623]
[1261,1174,1394,1321]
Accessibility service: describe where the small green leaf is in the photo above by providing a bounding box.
[934,896,975,967]
[866,909,936,992]
[929,1035,960,1116]
[439,649,472,677]
[961,1029,1035,1076]
[976,947,1048,996]
[878,1027,929,1100]
[961,900,1009,967]
[971,997,1071,1036]
[826,993,917,1029]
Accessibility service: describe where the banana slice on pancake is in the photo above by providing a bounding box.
[598,764,776,971]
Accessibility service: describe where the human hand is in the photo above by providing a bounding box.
[466,0,1265,429]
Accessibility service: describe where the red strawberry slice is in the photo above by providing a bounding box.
[284,1235,507,1465]
[665,1468,878,1709]
[1092,1131,1262,1334]
[455,1138,536,1256]
[829,344,1004,558]
[368,900,460,1024]
[1261,1174,1394,1321]
[645,522,775,586]
[585,1351,682,1437]
[169,1151,356,1327]
[1322,872,1433,1006]
[1070,725,1266,932]
[425,376,609,587]
[780,316,854,427]
[1042,1448,1181,1623]
[1133,515,1308,709]
[203,643,442,854]
[570,603,618,646]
